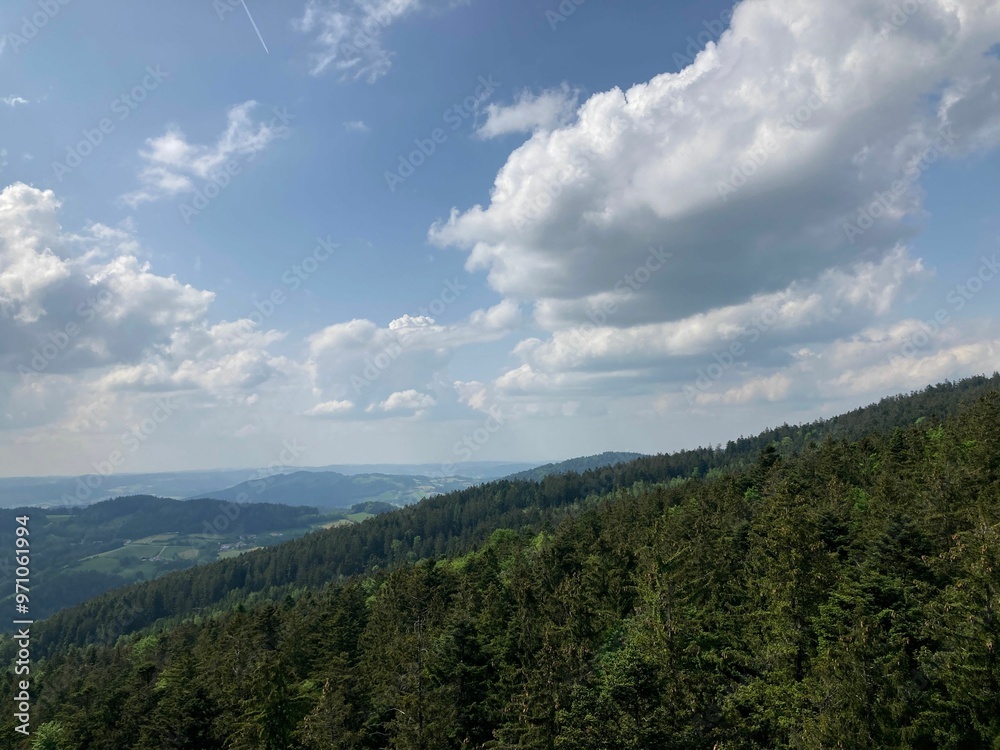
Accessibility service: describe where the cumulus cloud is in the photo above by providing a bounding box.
[431,0,1000,329]
[476,84,580,139]
[122,101,290,206]
[369,389,436,414]
[687,373,793,406]
[306,299,520,413]
[513,247,925,380]
[2,96,29,107]
[423,0,1000,417]
[0,183,295,444]
[91,320,290,395]
[0,184,214,367]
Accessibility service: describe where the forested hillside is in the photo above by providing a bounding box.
[0,497,332,620]
[3,385,998,747]
[26,374,1000,655]
[505,451,646,482]
[188,470,474,508]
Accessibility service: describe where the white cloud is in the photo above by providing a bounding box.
[343,120,370,132]
[295,0,422,82]
[431,0,1000,331]
[476,84,580,139]
[306,299,520,412]
[2,96,29,107]
[369,389,436,413]
[420,0,1000,419]
[304,398,355,417]
[0,184,214,337]
[123,101,289,206]
[513,247,924,379]
[687,373,793,405]
[0,183,297,445]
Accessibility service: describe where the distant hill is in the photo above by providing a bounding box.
[0,462,543,509]
[311,461,540,478]
[0,495,344,620]
[505,451,646,482]
[188,470,474,509]
[0,469,264,509]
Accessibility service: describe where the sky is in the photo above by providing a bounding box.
[0,0,999,477]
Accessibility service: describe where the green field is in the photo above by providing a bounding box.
[55,517,358,585]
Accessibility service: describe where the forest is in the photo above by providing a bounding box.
[0,374,998,748]
[0,498,335,621]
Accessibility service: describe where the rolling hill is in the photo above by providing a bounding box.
[0,495,391,620]
[187,470,475,508]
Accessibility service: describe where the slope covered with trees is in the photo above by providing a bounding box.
[27,373,1000,655]
[505,451,646,482]
[188,470,473,508]
[0,497,328,620]
[3,385,998,748]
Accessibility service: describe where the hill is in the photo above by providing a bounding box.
[505,451,646,481]
[0,463,541,509]
[310,461,540,478]
[0,469,264,509]
[0,496,377,620]
[6,377,999,747]
[187,470,472,508]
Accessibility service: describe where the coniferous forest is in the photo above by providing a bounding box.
[1,375,998,748]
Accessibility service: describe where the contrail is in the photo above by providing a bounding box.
[240,0,269,54]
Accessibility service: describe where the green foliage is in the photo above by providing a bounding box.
[2,376,998,748]
[31,721,70,750]
[0,497,331,619]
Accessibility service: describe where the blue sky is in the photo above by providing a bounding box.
[1,0,999,476]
